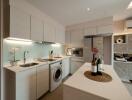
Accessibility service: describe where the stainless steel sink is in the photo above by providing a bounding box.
[20,62,39,67]
[37,58,57,62]
[54,57,62,58]
[42,59,57,61]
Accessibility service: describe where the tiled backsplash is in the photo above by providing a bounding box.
[3,40,65,65]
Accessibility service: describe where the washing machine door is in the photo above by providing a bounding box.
[53,67,62,82]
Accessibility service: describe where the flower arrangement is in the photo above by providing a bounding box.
[92,48,98,55]
[91,48,98,66]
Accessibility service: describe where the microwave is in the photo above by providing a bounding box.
[66,48,83,57]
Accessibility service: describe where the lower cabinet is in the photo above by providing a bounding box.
[37,64,49,99]
[5,64,49,100]
[70,58,84,74]
[16,68,37,100]
[62,57,70,79]
[5,67,37,100]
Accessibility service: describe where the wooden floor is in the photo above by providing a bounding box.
[40,84,63,100]
[40,75,70,100]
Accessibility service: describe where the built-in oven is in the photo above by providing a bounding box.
[72,48,83,57]
[66,48,83,57]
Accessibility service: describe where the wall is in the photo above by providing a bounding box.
[3,39,65,65]
[113,20,132,34]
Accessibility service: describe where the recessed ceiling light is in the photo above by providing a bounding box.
[127,1,132,9]
[87,8,90,11]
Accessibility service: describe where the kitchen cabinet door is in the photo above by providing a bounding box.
[62,57,70,79]
[16,67,36,100]
[70,58,84,74]
[84,27,97,36]
[70,29,84,47]
[37,64,49,99]
[10,6,30,39]
[65,31,71,46]
[55,26,65,44]
[97,25,113,34]
[60,27,65,44]
[31,16,44,42]
[44,22,55,42]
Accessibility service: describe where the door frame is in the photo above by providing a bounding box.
[0,0,3,99]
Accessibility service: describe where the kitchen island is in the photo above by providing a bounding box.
[63,63,132,100]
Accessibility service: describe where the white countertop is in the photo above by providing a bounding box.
[4,56,71,73]
[64,63,132,100]
[114,60,132,63]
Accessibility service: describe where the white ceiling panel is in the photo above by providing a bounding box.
[27,0,132,26]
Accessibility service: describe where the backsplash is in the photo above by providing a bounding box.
[3,40,65,65]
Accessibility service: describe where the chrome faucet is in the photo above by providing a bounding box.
[23,51,29,64]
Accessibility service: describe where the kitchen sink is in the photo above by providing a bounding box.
[37,58,57,62]
[54,57,62,58]
[20,62,39,67]
[42,59,57,61]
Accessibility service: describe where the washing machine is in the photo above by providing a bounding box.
[50,61,62,92]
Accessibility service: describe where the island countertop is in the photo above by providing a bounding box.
[63,63,132,100]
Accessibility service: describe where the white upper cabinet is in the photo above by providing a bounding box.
[97,25,113,34]
[65,31,71,46]
[84,27,97,36]
[9,0,65,43]
[70,29,84,47]
[44,21,55,42]
[31,16,44,42]
[10,6,30,39]
[55,25,65,44]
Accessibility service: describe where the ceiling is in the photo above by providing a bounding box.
[27,0,132,26]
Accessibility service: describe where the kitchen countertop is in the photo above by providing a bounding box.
[114,60,132,63]
[4,56,71,73]
[63,63,132,100]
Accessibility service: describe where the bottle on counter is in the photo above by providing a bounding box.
[96,56,103,75]
[91,55,97,76]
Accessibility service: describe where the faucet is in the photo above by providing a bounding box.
[23,51,29,64]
